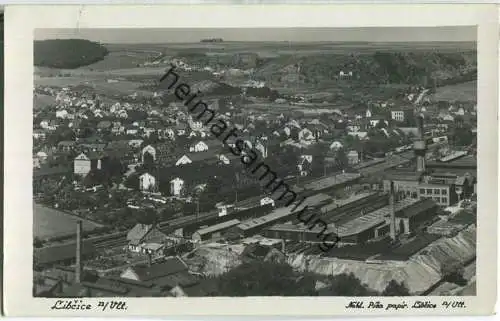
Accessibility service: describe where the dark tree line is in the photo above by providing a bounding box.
[34,39,109,69]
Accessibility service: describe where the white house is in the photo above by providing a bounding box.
[298,128,314,142]
[126,128,139,135]
[255,141,268,158]
[189,141,209,153]
[141,145,157,163]
[170,177,185,196]
[347,150,360,165]
[365,109,372,118]
[260,197,275,207]
[139,173,157,192]
[329,141,343,150]
[128,139,144,148]
[56,110,69,119]
[175,155,193,166]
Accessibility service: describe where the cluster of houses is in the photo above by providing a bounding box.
[33,83,477,202]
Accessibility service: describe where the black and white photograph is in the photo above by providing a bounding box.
[32,27,479,298]
[3,4,498,317]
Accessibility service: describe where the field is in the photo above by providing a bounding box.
[33,93,56,110]
[431,81,477,102]
[33,203,103,239]
[33,41,477,102]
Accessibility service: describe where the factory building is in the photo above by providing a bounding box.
[383,113,475,207]
[192,219,241,242]
[235,194,331,237]
[336,198,439,244]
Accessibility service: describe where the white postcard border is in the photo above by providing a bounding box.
[4,4,498,317]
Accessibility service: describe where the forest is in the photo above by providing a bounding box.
[34,39,109,69]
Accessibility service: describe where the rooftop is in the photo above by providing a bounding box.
[237,206,298,231]
[336,198,418,237]
[194,219,241,236]
[302,173,361,191]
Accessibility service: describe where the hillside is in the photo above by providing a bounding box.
[256,51,477,86]
[34,39,109,69]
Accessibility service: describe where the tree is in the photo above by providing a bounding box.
[136,208,158,225]
[83,169,109,187]
[124,173,140,190]
[319,273,374,296]
[214,261,316,296]
[382,280,410,296]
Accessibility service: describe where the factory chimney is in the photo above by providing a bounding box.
[75,220,83,284]
[414,113,427,173]
[389,181,397,242]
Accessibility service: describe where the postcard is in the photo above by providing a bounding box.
[3,3,498,317]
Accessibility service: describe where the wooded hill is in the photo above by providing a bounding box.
[34,39,109,69]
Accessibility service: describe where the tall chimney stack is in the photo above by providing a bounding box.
[414,114,427,173]
[389,181,397,242]
[75,220,83,284]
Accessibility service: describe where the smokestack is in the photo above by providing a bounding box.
[414,114,427,173]
[75,220,83,284]
[389,182,396,242]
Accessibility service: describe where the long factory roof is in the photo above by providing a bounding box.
[319,192,376,214]
[302,173,361,191]
[237,193,330,231]
[194,219,241,236]
[336,198,419,237]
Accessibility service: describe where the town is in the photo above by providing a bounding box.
[33,38,477,297]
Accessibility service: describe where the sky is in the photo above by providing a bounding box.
[35,27,477,43]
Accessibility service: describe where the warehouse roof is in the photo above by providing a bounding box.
[194,219,241,236]
[302,173,361,191]
[237,206,297,231]
[336,198,418,237]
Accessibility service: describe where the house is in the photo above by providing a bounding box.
[126,223,167,254]
[36,151,49,162]
[391,109,413,122]
[329,141,343,150]
[143,128,156,138]
[189,141,209,153]
[126,127,139,135]
[119,257,193,287]
[254,141,268,158]
[74,152,102,176]
[298,128,315,142]
[170,178,185,196]
[128,139,144,148]
[111,122,125,134]
[176,155,193,166]
[347,150,360,165]
[56,110,69,119]
[139,172,157,192]
[33,157,41,168]
[141,145,157,163]
[57,141,76,152]
[118,110,128,119]
[33,129,47,140]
